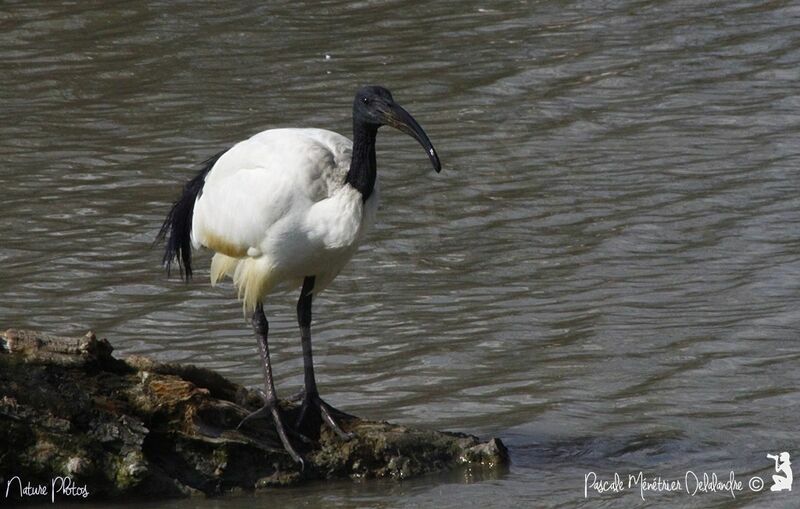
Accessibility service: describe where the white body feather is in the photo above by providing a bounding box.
[191,128,380,312]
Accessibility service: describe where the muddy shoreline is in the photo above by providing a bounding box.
[0,328,508,501]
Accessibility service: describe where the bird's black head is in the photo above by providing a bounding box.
[353,85,441,172]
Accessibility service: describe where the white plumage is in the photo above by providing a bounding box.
[191,128,379,312]
[159,86,441,465]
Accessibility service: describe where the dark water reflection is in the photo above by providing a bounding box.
[2,0,799,507]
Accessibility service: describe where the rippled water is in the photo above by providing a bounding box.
[2,0,799,507]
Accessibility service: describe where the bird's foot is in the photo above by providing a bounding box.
[294,391,354,441]
[237,393,309,468]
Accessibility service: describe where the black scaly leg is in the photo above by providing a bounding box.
[295,276,353,440]
[237,303,304,467]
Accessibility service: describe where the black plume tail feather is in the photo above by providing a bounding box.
[156,149,228,280]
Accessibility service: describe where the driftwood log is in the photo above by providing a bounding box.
[0,328,508,501]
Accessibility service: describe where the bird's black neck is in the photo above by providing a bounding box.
[345,122,378,202]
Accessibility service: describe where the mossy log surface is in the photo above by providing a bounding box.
[0,328,508,500]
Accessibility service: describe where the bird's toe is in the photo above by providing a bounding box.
[294,392,354,441]
[237,400,306,466]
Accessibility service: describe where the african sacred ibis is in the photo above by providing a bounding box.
[158,86,441,465]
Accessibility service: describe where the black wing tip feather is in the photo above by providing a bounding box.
[156,198,194,281]
[157,148,229,281]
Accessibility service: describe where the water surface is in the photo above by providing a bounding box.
[2,0,799,507]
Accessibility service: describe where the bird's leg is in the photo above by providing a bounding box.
[236,304,304,466]
[294,276,354,440]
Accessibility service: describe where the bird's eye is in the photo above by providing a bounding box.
[361,97,369,104]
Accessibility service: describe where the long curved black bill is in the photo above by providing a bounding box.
[384,103,442,173]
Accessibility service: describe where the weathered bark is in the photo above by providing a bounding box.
[0,328,508,501]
